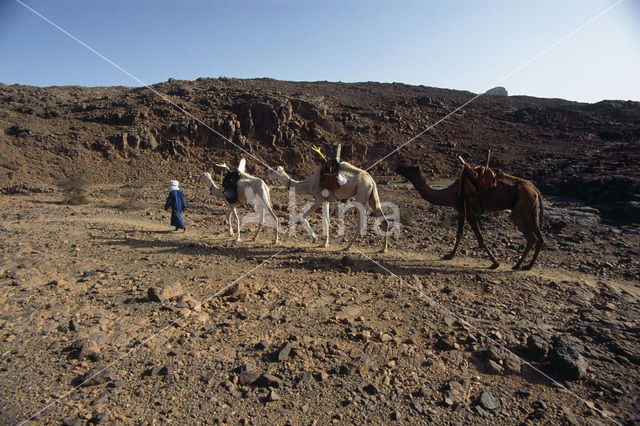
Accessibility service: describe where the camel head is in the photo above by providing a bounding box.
[395,164,422,181]
[267,166,287,179]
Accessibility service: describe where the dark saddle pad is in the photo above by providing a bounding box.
[222,171,240,203]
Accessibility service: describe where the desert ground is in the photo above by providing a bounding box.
[1,179,639,425]
[1,78,639,424]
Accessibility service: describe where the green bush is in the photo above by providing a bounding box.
[57,172,90,205]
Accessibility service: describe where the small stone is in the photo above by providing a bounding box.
[434,335,455,351]
[257,373,283,388]
[63,417,83,426]
[75,367,114,387]
[380,333,393,343]
[222,282,244,297]
[486,359,504,375]
[242,361,257,373]
[485,346,502,361]
[362,383,379,395]
[340,357,371,375]
[516,388,532,398]
[532,400,548,410]
[277,342,292,361]
[527,335,550,361]
[478,390,500,411]
[238,371,261,386]
[256,340,269,350]
[474,406,490,418]
[89,412,107,424]
[297,371,314,385]
[159,365,174,376]
[71,337,104,360]
[268,390,280,401]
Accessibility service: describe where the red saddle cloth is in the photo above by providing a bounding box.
[320,159,341,190]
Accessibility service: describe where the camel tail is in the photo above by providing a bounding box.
[537,190,544,228]
[369,184,383,213]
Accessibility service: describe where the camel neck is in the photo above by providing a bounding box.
[409,175,458,207]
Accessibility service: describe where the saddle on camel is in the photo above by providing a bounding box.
[313,145,346,190]
[457,153,497,215]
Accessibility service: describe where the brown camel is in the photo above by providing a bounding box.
[396,164,544,270]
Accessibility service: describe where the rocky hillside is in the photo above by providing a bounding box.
[1,78,639,221]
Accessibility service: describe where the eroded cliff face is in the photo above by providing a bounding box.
[1,78,639,220]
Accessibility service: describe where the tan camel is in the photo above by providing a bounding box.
[199,160,279,243]
[396,164,544,270]
[267,162,389,252]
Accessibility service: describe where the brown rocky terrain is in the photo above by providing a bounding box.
[0,79,639,424]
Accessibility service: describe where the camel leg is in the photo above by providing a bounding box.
[518,220,544,270]
[232,207,240,242]
[443,215,465,260]
[368,207,389,253]
[265,204,279,244]
[343,211,362,252]
[252,208,264,241]
[368,190,389,253]
[513,238,534,270]
[468,215,500,269]
[227,207,235,236]
[301,199,323,243]
[322,201,330,248]
[378,211,389,253]
[523,233,544,270]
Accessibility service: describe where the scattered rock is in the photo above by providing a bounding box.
[362,383,379,395]
[550,336,588,380]
[527,335,550,361]
[486,359,504,375]
[478,390,500,411]
[340,357,371,375]
[277,342,292,361]
[238,371,261,386]
[268,390,281,401]
[75,367,114,387]
[256,373,283,388]
[222,282,245,297]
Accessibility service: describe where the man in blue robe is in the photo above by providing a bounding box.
[164,180,187,231]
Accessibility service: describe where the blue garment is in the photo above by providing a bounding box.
[164,190,187,229]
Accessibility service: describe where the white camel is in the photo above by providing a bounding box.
[199,159,279,243]
[267,161,389,252]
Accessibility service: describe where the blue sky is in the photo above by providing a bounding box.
[1,0,639,103]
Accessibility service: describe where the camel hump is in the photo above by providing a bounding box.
[237,158,246,173]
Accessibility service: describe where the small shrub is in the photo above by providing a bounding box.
[57,172,91,205]
[118,189,148,211]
